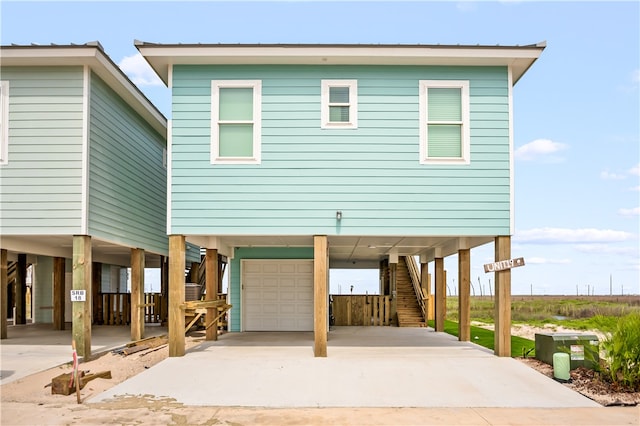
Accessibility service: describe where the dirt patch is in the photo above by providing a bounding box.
[518,357,639,407]
[0,332,206,406]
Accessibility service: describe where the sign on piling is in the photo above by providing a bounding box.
[484,257,525,273]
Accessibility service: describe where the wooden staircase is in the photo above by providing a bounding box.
[396,257,425,327]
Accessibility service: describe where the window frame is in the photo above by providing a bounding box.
[211,80,262,165]
[321,79,358,129]
[419,80,470,165]
[0,81,9,165]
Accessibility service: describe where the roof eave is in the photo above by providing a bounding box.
[135,42,546,85]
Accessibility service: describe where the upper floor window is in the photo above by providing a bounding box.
[211,80,261,164]
[321,80,357,129]
[419,80,470,165]
[0,81,8,165]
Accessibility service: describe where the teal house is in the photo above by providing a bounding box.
[0,42,197,358]
[137,42,545,357]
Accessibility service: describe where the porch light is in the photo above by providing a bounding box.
[336,210,342,220]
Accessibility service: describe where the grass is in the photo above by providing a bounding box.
[428,319,535,358]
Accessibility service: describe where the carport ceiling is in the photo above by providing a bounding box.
[215,235,494,268]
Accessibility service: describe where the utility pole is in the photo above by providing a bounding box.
[610,274,612,296]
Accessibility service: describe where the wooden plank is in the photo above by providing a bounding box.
[384,295,390,326]
[131,248,145,341]
[372,295,378,326]
[72,235,92,359]
[313,235,327,357]
[494,235,512,357]
[53,257,65,330]
[389,262,397,325]
[205,248,218,341]
[458,249,471,341]
[434,257,445,332]
[169,235,186,357]
[0,249,7,339]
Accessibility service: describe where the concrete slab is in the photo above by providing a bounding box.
[90,327,600,408]
[0,323,167,385]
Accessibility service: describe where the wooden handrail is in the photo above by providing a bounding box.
[404,256,426,321]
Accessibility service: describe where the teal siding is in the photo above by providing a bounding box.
[171,65,511,236]
[0,66,84,235]
[229,247,313,331]
[88,73,168,255]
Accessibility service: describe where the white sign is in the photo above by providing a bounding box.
[70,290,86,302]
[484,257,525,273]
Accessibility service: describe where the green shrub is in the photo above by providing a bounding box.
[600,312,640,390]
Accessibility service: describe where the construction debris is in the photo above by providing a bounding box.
[50,370,112,396]
[112,335,168,356]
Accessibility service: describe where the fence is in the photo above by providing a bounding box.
[332,295,391,326]
[97,293,164,325]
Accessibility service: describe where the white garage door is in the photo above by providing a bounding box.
[243,260,314,331]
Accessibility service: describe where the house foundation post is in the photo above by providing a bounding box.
[131,248,145,341]
[53,257,66,330]
[205,248,218,341]
[314,235,328,357]
[1,249,7,339]
[15,254,27,324]
[458,248,471,341]
[434,256,445,332]
[72,235,92,359]
[169,235,186,357]
[494,236,512,357]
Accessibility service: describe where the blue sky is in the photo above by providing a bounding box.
[2,1,638,296]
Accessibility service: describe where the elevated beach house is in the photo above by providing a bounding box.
[0,43,199,358]
[136,42,545,357]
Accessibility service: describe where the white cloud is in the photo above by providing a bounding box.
[118,53,163,87]
[514,138,568,162]
[527,257,571,265]
[618,207,640,217]
[629,163,640,176]
[456,2,477,12]
[515,227,634,244]
[574,244,638,256]
[600,170,626,180]
[630,186,640,192]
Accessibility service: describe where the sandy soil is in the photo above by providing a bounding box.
[1,327,638,426]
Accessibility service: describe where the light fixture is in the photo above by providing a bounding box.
[336,210,342,220]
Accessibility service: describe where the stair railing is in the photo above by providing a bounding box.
[403,256,426,321]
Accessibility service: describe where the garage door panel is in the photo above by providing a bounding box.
[243,259,314,331]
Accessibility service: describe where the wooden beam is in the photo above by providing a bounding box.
[205,248,218,341]
[457,249,471,341]
[169,235,186,357]
[72,235,92,359]
[53,257,66,330]
[160,255,168,324]
[131,248,145,341]
[92,262,101,325]
[15,254,27,324]
[389,262,397,325]
[314,235,328,357]
[1,249,7,339]
[434,257,445,332]
[494,236,512,357]
[420,261,429,321]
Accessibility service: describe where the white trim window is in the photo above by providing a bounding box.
[0,81,9,165]
[321,80,358,129]
[419,80,470,164]
[211,80,262,164]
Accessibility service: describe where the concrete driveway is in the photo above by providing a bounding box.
[90,327,600,408]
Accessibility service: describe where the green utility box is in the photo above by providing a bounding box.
[535,333,600,370]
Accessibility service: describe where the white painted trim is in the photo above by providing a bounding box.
[419,80,470,165]
[210,80,262,165]
[167,119,173,234]
[508,67,515,234]
[0,80,9,165]
[321,80,358,129]
[80,66,90,234]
